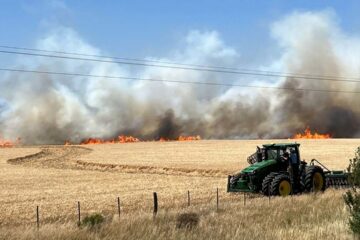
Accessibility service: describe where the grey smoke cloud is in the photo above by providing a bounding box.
[271,10,360,138]
[1,10,360,144]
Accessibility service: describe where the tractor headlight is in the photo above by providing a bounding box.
[251,170,257,175]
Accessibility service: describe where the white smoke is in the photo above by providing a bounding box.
[1,10,360,144]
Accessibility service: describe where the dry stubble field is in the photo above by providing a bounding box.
[0,139,360,239]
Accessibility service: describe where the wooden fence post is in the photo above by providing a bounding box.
[187,190,190,207]
[153,192,158,217]
[77,201,81,226]
[216,188,219,211]
[36,206,39,229]
[117,197,121,218]
[244,192,246,206]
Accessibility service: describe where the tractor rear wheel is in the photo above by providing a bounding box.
[270,174,292,197]
[262,172,279,196]
[305,166,326,192]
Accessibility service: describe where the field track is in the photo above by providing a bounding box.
[7,146,227,177]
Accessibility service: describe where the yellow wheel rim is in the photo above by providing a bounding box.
[313,172,324,191]
[279,180,291,196]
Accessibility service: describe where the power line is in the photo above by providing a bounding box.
[0,45,329,77]
[1,49,360,84]
[0,45,249,71]
[1,44,359,81]
[1,67,359,94]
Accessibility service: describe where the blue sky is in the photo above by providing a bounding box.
[1,0,360,64]
[2,1,360,141]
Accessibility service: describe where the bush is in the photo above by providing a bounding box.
[176,212,199,230]
[81,213,105,229]
[344,147,360,235]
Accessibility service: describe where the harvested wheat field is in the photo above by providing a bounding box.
[0,139,359,239]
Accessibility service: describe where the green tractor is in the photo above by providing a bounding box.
[227,143,349,196]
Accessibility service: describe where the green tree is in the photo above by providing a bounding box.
[344,147,360,234]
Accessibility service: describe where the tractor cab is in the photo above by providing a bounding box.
[246,143,301,174]
[249,143,301,164]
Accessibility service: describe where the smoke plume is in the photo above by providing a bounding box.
[1,10,360,144]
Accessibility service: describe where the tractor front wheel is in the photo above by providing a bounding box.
[270,174,292,197]
[305,166,326,192]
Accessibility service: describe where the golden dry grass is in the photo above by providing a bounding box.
[79,139,359,171]
[0,190,352,240]
[0,139,359,239]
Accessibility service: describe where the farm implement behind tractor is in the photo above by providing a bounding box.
[227,143,350,196]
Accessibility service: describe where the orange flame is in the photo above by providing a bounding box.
[118,135,140,143]
[0,137,20,147]
[293,127,331,139]
[178,135,201,141]
[80,135,140,145]
[159,136,201,142]
[65,135,201,145]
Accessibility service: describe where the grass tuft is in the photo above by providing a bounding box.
[176,212,200,230]
[81,213,105,229]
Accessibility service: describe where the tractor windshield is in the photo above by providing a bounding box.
[266,148,278,159]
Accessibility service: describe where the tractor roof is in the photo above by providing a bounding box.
[262,143,300,148]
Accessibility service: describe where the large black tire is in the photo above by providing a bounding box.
[270,173,292,196]
[305,166,326,192]
[262,172,279,196]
